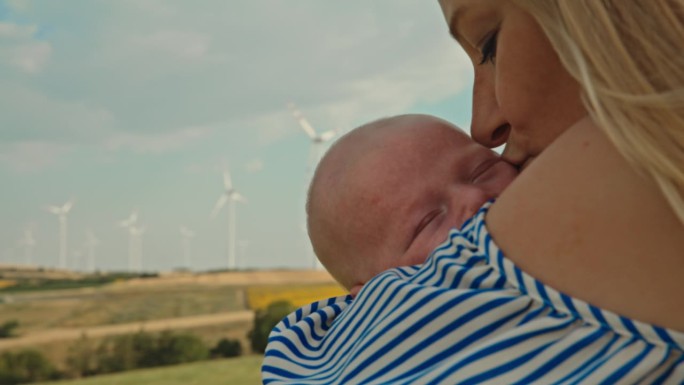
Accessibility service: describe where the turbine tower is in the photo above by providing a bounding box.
[71,249,84,271]
[129,225,146,272]
[180,225,195,269]
[118,211,138,271]
[85,230,99,272]
[46,200,74,269]
[211,170,246,270]
[238,239,249,270]
[18,229,36,265]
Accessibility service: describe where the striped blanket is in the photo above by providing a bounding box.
[263,203,684,384]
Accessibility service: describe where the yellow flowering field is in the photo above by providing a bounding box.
[246,284,347,310]
[0,280,16,289]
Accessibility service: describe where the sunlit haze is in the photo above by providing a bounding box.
[0,0,475,272]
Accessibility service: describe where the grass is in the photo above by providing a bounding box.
[35,356,263,385]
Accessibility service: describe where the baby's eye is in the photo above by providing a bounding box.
[413,209,442,240]
[478,28,499,65]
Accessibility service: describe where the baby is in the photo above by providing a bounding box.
[307,114,518,296]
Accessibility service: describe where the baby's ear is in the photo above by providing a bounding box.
[349,284,364,298]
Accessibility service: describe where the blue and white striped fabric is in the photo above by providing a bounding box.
[262,202,684,384]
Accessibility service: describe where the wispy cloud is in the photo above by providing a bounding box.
[0,141,70,173]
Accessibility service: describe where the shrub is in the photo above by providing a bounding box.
[210,338,242,358]
[249,300,295,353]
[65,334,97,378]
[0,349,61,384]
[0,320,19,338]
[153,331,209,366]
[94,330,209,374]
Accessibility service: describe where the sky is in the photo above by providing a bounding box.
[0,0,475,273]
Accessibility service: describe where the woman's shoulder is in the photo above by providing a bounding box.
[486,117,684,331]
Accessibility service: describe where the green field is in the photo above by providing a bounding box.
[35,355,263,385]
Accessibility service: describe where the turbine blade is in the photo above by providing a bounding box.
[211,194,228,218]
[46,205,61,214]
[287,103,317,139]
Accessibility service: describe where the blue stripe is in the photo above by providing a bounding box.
[589,305,609,326]
[551,332,621,384]
[424,319,575,385]
[458,342,555,385]
[518,303,550,326]
[493,274,507,289]
[535,279,550,304]
[651,352,684,385]
[568,337,639,384]
[262,365,309,379]
[484,233,492,263]
[470,267,493,289]
[620,316,643,338]
[514,266,527,294]
[601,343,654,384]
[496,248,507,281]
[560,292,579,315]
[653,325,678,347]
[511,328,607,384]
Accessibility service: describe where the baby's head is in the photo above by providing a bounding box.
[307,114,518,295]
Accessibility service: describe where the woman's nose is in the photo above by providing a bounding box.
[470,70,510,148]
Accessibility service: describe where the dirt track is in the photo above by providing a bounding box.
[0,310,254,350]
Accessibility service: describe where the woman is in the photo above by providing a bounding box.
[263,1,684,383]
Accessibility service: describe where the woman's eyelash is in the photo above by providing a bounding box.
[479,29,499,65]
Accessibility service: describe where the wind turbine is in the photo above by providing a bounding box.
[118,211,138,271]
[287,103,337,270]
[18,229,36,265]
[211,170,246,270]
[71,249,84,271]
[287,102,337,175]
[180,226,195,269]
[129,225,146,272]
[46,200,74,269]
[84,230,99,272]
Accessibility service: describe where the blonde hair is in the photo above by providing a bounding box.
[513,0,684,223]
